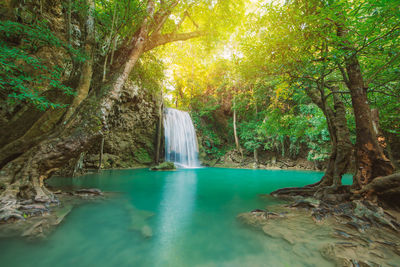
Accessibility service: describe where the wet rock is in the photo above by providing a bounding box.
[53,204,73,225]
[242,196,400,266]
[0,210,25,222]
[289,198,319,209]
[150,161,176,171]
[22,220,47,238]
[352,200,399,232]
[0,192,105,239]
[19,204,49,217]
[251,209,265,213]
[124,201,154,238]
[74,188,103,196]
[141,225,153,238]
[334,229,353,239]
[312,207,332,222]
[346,221,368,232]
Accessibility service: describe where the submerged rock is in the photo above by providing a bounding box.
[123,201,154,238]
[150,161,176,171]
[74,188,103,196]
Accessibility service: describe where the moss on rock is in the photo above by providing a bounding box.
[150,162,176,171]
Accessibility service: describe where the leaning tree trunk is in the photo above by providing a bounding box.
[0,0,95,168]
[64,0,96,121]
[0,2,153,205]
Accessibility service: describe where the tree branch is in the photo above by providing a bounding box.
[337,63,350,88]
[173,12,187,32]
[186,11,199,29]
[144,31,205,52]
[151,0,180,34]
[365,53,400,86]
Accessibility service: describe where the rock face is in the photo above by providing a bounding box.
[78,81,159,171]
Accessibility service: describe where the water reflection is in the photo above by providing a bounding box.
[152,170,197,264]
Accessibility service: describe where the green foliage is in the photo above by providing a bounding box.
[134,148,152,164]
[238,120,263,151]
[131,53,165,95]
[94,0,145,52]
[259,103,331,161]
[0,20,82,110]
[191,111,228,159]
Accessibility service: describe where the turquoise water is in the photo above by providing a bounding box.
[0,168,352,267]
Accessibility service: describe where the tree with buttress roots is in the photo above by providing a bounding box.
[241,0,399,204]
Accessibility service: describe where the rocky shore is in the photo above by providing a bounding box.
[0,188,105,240]
[238,196,400,266]
[203,151,324,171]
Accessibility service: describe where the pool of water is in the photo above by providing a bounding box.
[0,168,352,267]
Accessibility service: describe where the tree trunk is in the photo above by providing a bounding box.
[233,98,243,159]
[371,109,398,170]
[254,148,259,165]
[0,1,153,205]
[155,92,163,164]
[64,0,96,121]
[102,3,117,82]
[330,87,353,186]
[307,86,352,186]
[0,0,95,168]
[73,153,84,177]
[98,136,104,170]
[272,86,352,198]
[0,108,66,168]
[343,54,394,189]
[335,22,394,190]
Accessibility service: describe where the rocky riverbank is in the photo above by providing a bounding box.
[0,188,105,240]
[238,196,400,266]
[202,149,325,171]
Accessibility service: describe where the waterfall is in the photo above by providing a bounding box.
[164,108,200,168]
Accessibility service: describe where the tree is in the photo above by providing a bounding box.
[238,0,399,201]
[333,2,397,188]
[0,0,238,208]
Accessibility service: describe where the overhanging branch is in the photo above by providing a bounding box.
[144,31,205,52]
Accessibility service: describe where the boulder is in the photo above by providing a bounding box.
[150,162,176,171]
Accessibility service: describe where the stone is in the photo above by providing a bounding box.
[75,188,103,195]
[150,162,176,171]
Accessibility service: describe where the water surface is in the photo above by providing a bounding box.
[0,168,352,267]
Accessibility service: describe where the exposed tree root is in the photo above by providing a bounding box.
[356,173,400,207]
[272,173,400,208]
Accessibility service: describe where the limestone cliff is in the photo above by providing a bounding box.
[79,81,160,171]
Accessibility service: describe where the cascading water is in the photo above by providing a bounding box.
[164,108,201,168]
